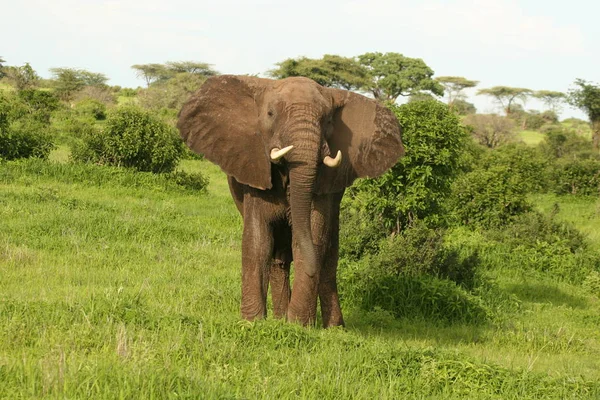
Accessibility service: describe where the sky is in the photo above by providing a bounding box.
[2,0,598,119]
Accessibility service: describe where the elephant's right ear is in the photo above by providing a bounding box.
[177,75,273,190]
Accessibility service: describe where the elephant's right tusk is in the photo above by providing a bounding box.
[270,145,294,161]
[323,150,342,168]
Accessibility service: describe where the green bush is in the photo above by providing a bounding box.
[450,165,531,228]
[552,158,600,195]
[75,98,107,120]
[540,127,595,159]
[343,100,469,234]
[370,221,479,289]
[477,144,550,192]
[0,93,54,160]
[71,106,184,173]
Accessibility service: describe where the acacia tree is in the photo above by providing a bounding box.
[131,63,172,87]
[435,76,478,109]
[50,68,108,101]
[165,61,218,76]
[477,86,532,115]
[269,55,367,90]
[568,79,600,149]
[132,61,218,87]
[358,52,444,102]
[534,90,565,115]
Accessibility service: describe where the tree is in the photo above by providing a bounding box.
[463,114,516,148]
[534,90,565,114]
[568,79,600,149]
[50,68,108,101]
[4,63,39,91]
[269,55,368,90]
[477,86,532,115]
[435,76,478,109]
[131,63,173,87]
[0,56,5,79]
[357,52,444,102]
[164,61,218,76]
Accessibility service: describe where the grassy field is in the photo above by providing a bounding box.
[519,130,546,146]
[1,153,599,399]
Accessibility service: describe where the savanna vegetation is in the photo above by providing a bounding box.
[1,55,600,398]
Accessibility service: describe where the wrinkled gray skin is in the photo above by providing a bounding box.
[178,75,403,327]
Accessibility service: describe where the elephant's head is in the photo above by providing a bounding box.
[178,75,404,276]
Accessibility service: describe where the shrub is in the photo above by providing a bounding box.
[552,158,600,196]
[540,127,595,159]
[372,221,480,289]
[71,106,184,173]
[477,144,550,192]
[343,100,469,234]
[0,93,54,160]
[451,99,476,115]
[74,98,107,120]
[450,165,531,228]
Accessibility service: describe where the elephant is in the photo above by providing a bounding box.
[177,75,404,327]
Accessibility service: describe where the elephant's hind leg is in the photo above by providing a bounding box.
[270,226,292,318]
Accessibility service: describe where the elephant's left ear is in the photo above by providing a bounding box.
[315,89,404,194]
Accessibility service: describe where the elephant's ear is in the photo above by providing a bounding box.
[177,75,273,190]
[315,89,404,194]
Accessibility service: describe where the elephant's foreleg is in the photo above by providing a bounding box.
[319,193,345,328]
[241,212,273,321]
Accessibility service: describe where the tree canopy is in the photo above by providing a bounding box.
[534,90,565,114]
[358,52,444,102]
[568,79,600,149]
[270,52,443,102]
[3,63,39,91]
[132,61,218,87]
[269,55,368,91]
[436,76,478,108]
[50,68,108,101]
[477,86,532,115]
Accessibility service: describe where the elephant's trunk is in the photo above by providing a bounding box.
[289,165,318,277]
[286,122,321,277]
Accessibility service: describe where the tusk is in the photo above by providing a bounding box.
[270,145,294,161]
[323,150,342,168]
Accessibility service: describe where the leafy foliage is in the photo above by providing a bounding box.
[450,165,531,228]
[358,52,444,101]
[0,92,55,160]
[71,106,184,173]
[477,86,532,115]
[344,100,469,234]
[269,55,368,90]
[50,67,109,101]
[568,79,600,148]
[435,76,479,107]
[3,63,39,91]
[552,159,600,196]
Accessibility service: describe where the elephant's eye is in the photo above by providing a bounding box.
[267,110,274,117]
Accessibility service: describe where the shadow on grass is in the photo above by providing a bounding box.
[506,282,588,309]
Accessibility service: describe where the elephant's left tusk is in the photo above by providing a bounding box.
[270,145,294,161]
[323,150,342,168]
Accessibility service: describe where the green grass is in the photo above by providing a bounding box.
[1,158,600,398]
[519,130,545,146]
